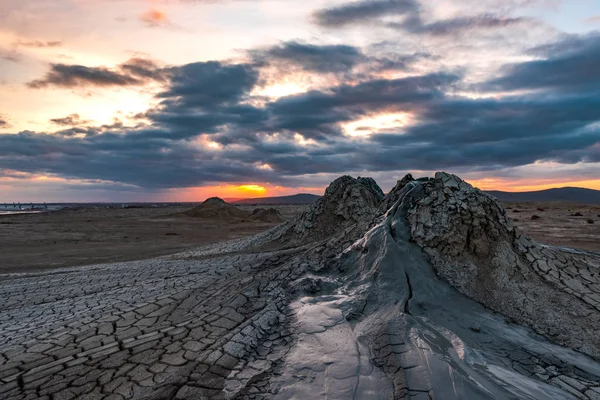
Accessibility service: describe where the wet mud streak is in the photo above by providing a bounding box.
[403,272,413,315]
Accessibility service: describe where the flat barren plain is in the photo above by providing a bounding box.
[504,201,600,253]
[0,205,304,274]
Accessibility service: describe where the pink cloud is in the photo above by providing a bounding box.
[584,15,600,24]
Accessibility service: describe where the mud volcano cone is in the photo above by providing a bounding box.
[249,208,285,223]
[184,197,250,220]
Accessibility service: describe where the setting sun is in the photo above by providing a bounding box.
[237,185,267,194]
[170,184,273,202]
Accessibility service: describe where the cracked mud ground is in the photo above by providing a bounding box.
[2,172,600,399]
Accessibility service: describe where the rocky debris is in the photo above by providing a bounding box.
[403,171,600,358]
[2,172,600,400]
[247,208,285,223]
[276,175,383,245]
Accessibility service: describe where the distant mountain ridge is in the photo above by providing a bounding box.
[232,193,320,205]
[485,187,600,204]
[230,187,600,205]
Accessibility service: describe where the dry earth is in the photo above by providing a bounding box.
[0,205,304,274]
[503,201,600,253]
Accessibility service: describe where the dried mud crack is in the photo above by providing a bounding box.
[2,173,600,399]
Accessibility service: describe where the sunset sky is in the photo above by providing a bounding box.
[1,0,599,201]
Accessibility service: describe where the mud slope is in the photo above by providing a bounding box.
[247,208,286,223]
[1,173,600,400]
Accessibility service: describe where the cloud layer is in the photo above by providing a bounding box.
[313,0,530,36]
[2,28,599,190]
[1,0,598,196]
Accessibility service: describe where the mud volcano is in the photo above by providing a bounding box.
[184,198,284,224]
[247,208,285,223]
[183,197,250,221]
[2,173,600,400]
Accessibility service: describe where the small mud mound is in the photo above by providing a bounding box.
[277,175,383,245]
[248,208,286,223]
[184,197,250,221]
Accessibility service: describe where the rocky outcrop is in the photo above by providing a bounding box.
[403,172,600,358]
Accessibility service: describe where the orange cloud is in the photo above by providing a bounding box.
[140,9,169,27]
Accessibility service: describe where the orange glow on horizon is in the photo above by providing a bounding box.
[169,183,323,202]
[469,178,600,192]
[4,171,600,202]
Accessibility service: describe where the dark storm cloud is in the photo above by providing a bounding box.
[50,114,90,126]
[0,129,282,188]
[0,117,9,128]
[313,0,419,27]
[3,29,600,189]
[263,72,459,139]
[367,94,600,169]
[143,61,265,139]
[485,32,600,92]
[120,58,168,82]
[28,64,141,88]
[52,127,101,138]
[393,14,527,36]
[27,58,166,89]
[158,61,258,109]
[0,67,461,187]
[251,42,366,73]
[314,0,530,36]
[250,41,427,77]
[49,118,137,138]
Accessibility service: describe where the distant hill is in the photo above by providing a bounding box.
[485,187,600,204]
[230,187,600,206]
[232,193,320,205]
[184,197,249,220]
